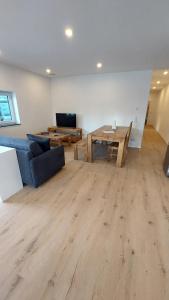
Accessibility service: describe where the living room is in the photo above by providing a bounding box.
[0,1,169,299]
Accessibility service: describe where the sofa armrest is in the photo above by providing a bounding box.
[30,146,65,187]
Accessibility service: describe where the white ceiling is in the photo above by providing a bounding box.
[0,0,169,77]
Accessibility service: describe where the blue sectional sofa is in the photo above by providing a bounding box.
[0,136,65,187]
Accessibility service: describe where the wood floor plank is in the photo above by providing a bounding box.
[0,126,169,300]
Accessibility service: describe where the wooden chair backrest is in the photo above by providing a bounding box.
[126,121,133,145]
[122,121,133,165]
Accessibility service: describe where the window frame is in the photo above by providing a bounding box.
[0,91,20,127]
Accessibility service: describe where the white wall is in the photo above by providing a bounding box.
[51,71,152,148]
[0,64,152,147]
[150,85,169,144]
[0,62,52,137]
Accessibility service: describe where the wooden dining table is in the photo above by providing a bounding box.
[87,125,129,167]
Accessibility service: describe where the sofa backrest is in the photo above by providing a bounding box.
[0,135,43,157]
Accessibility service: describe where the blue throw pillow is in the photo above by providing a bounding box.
[27,134,50,152]
[29,141,44,157]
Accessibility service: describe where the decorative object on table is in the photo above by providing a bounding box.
[112,120,117,130]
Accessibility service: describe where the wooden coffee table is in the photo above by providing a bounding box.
[35,132,71,147]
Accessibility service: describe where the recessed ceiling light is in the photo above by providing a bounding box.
[152,86,156,90]
[157,81,160,84]
[46,68,51,74]
[97,62,102,69]
[65,27,73,38]
[163,70,168,75]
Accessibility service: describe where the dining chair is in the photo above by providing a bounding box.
[122,121,133,163]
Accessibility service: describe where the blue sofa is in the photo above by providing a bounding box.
[0,136,65,187]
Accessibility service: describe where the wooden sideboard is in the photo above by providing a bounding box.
[48,127,82,143]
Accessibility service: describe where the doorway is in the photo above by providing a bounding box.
[145,69,169,145]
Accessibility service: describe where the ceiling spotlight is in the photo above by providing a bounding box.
[65,27,73,38]
[97,62,102,69]
[46,68,51,74]
[157,81,160,84]
[163,70,168,75]
[152,87,156,90]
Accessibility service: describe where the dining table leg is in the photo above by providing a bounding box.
[116,139,125,167]
[87,134,93,162]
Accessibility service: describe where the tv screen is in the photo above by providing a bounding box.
[56,113,76,128]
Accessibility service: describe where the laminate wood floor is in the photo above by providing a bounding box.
[0,126,169,300]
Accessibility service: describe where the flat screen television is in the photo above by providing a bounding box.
[56,113,76,128]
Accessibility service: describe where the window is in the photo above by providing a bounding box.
[0,91,20,126]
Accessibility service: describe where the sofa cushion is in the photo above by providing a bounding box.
[27,134,50,152]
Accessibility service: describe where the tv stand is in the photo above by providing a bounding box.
[48,126,82,143]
